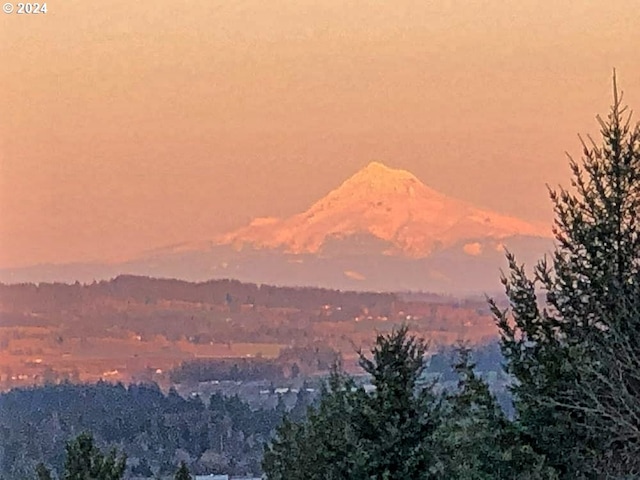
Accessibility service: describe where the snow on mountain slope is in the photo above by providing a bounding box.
[218,162,549,257]
[0,162,554,292]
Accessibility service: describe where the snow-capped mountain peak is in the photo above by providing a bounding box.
[217,162,549,257]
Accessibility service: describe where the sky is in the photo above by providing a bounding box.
[1,0,639,269]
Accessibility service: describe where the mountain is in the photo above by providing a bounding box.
[217,161,548,257]
[0,162,554,293]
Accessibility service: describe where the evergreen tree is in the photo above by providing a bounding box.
[263,366,367,480]
[433,348,557,479]
[263,326,442,480]
[288,383,313,422]
[354,326,440,479]
[174,462,191,480]
[63,433,126,480]
[35,463,53,480]
[490,74,640,477]
[579,277,640,476]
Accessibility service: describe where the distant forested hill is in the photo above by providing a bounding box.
[0,275,498,390]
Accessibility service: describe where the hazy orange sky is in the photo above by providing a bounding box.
[1,0,639,269]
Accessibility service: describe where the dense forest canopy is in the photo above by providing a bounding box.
[0,382,286,478]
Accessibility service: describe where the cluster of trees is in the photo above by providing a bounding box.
[491,79,640,476]
[35,433,127,480]
[263,80,640,478]
[169,358,287,384]
[0,382,299,478]
[33,433,197,480]
[264,327,553,479]
[169,344,342,384]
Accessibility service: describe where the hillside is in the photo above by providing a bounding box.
[0,276,498,391]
